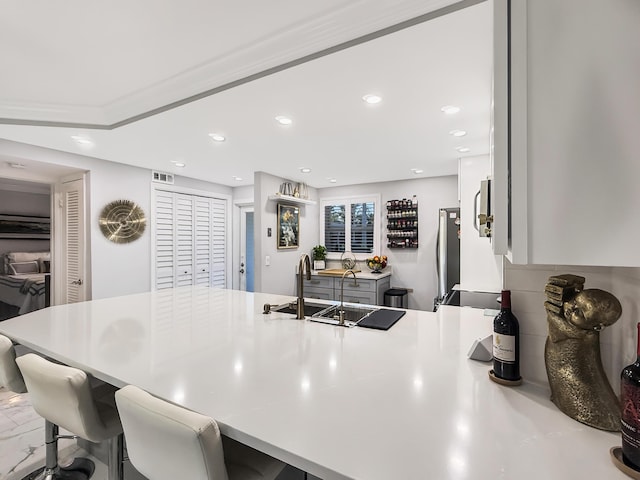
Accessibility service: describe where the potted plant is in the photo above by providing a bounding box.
[312,245,327,270]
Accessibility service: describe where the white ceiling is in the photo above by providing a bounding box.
[0,0,492,188]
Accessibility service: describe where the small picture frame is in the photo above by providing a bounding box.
[277,204,299,249]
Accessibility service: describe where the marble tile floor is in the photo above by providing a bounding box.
[0,387,107,480]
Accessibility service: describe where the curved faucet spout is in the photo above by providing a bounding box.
[339,269,358,325]
[296,254,312,319]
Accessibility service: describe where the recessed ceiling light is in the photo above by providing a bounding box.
[449,130,467,137]
[8,162,26,169]
[441,105,461,114]
[300,167,311,173]
[233,176,243,181]
[456,147,471,153]
[329,178,337,183]
[209,133,226,142]
[275,115,292,126]
[362,94,382,104]
[71,135,93,146]
[171,161,186,168]
[411,168,424,174]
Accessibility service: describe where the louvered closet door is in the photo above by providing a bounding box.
[175,194,194,286]
[61,178,86,303]
[194,197,211,285]
[154,190,227,290]
[155,191,175,290]
[211,198,226,287]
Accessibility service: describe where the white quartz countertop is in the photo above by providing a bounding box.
[309,269,391,279]
[0,287,625,479]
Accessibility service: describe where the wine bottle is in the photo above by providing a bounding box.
[492,290,520,381]
[621,323,640,471]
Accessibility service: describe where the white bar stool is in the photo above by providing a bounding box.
[16,353,124,480]
[115,384,286,480]
[1,336,92,479]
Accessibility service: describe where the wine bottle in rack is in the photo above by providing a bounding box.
[492,290,521,381]
[621,322,640,471]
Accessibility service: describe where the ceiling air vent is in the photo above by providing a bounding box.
[152,171,174,184]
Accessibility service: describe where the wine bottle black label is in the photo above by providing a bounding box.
[493,333,516,363]
[622,382,640,467]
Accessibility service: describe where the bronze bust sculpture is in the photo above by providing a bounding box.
[544,274,622,431]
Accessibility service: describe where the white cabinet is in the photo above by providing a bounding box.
[153,190,228,289]
[492,0,640,266]
[301,274,390,306]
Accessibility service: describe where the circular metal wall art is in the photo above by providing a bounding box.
[99,200,146,244]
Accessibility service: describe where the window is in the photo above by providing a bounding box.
[321,196,380,258]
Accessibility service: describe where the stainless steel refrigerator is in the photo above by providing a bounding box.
[434,207,460,310]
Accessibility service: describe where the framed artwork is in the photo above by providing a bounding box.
[0,214,51,239]
[277,204,299,249]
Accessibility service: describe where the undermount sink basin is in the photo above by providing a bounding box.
[310,305,378,327]
[270,301,378,327]
[271,301,329,317]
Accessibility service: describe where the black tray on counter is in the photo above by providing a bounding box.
[358,309,405,330]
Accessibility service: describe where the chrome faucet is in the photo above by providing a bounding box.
[296,254,312,319]
[339,269,358,326]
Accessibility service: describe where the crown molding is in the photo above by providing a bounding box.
[0,0,483,128]
[0,101,109,127]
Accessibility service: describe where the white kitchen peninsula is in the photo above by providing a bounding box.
[0,287,625,479]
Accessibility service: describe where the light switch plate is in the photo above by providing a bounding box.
[265,255,270,266]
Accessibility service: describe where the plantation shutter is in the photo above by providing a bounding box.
[350,202,375,253]
[324,204,345,253]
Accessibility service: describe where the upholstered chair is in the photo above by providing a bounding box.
[16,353,125,480]
[0,334,27,393]
[115,384,286,480]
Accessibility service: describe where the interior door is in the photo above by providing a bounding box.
[175,193,194,287]
[57,177,87,304]
[239,206,254,292]
[194,196,212,285]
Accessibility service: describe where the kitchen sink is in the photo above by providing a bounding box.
[271,301,329,317]
[270,301,378,327]
[310,305,378,327]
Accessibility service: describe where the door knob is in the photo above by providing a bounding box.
[239,268,245,274]
[71,279,83,286]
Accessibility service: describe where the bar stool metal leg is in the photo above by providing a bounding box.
[21,421,95,480]
[107,434,124,480]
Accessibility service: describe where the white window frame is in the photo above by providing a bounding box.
[319,194,381,260]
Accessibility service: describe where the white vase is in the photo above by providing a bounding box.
[313,260,325,270]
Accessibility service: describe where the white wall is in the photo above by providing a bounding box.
[504,261,640,395]
[458,155,502,292]
[318,175,458,311]
[0,138,231,300]
[254,171,319,296]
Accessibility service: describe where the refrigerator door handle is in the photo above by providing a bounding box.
[436,210,447,302]
[473,190,481,232]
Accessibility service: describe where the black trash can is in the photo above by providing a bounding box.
[384,288,408,309]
